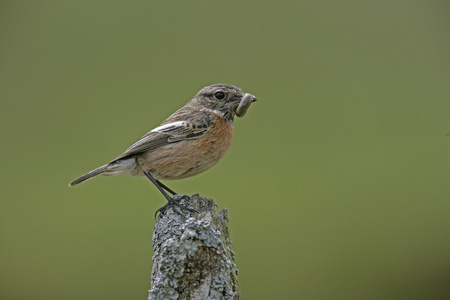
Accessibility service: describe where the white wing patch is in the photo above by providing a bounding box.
[150,121,186,133]
[125,121,187,151]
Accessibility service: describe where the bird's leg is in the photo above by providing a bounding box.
[156,180,177,196]
[154,179,191,217]
[156,180,192,207]
[144,171,197,218]
[155,180,193,213]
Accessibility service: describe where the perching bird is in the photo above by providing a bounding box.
[69,83,257,216]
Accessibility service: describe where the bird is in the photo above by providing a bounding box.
[69,83,257,216]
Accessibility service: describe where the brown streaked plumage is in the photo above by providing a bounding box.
[69,83,257,216]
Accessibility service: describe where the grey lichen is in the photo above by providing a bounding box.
[148,194,240,300]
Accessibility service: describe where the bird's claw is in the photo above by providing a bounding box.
[154,195,198,219]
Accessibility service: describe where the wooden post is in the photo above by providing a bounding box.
[148,194,240,300]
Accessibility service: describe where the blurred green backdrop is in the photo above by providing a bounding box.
[1,1,449,299]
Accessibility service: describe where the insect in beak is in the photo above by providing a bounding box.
[236,93,257,117]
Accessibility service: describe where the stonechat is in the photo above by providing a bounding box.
[69,83,257,216]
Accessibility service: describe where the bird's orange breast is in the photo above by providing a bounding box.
[140,116,234,180]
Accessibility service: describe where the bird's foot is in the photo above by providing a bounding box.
[154,194,198,219]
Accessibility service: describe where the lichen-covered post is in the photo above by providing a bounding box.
[148,194,240,300]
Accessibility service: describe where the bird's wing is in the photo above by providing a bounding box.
[110,118,213,162]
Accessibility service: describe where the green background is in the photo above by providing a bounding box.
[1,1,449,299]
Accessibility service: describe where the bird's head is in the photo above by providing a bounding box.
[189,83,257,123]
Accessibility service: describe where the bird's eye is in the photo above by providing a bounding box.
[214,92,225,100]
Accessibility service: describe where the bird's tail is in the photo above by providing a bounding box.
[68,164,108,187]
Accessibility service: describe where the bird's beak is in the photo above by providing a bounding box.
[232,94,257,103]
